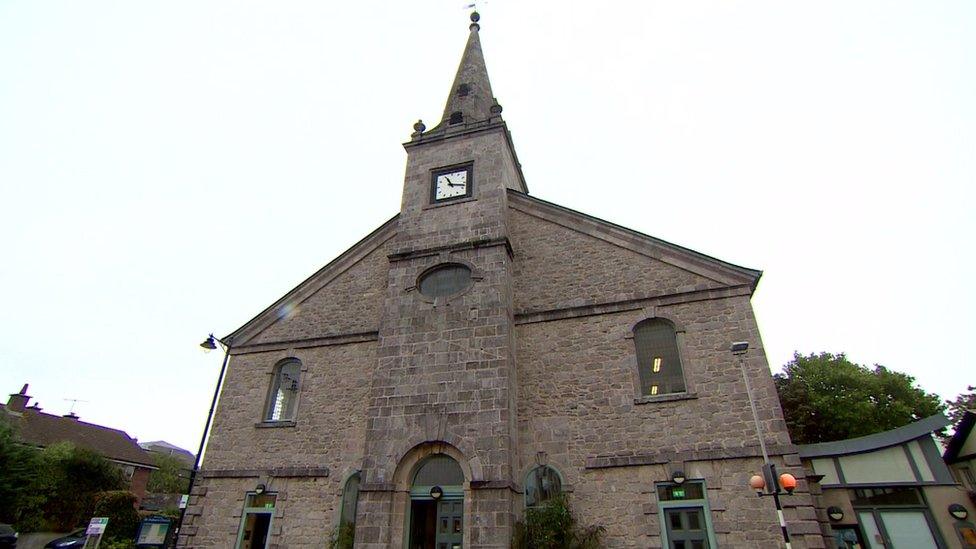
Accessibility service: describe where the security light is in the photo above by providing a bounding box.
[730,342,749,355]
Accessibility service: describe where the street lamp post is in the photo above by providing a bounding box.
[732,341,793,549]
[175,334,232,546]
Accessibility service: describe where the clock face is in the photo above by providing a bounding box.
[433,169,470,201]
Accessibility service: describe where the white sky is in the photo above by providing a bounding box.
[1,1,973,454]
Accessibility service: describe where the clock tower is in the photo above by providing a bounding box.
[356,12,527,548]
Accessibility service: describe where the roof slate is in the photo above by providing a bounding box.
[1,404,155,467]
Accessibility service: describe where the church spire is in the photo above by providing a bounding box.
[437,11,502,129]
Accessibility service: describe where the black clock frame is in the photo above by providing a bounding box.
[430,162,474,203]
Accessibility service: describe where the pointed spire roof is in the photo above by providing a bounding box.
[436,12,501,128]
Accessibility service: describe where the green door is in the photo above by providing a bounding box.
[664,507,710,549]
[435,500,462,549]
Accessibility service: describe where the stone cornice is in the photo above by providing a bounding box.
[230,331,379,355]
[514,285,754,325]
[585,444,798,470]
[388,236,513,263]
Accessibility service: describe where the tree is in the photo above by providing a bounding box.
[946,385,976,426]
[774,352,944,445]
[146,453,190,494]
[0,417,44,526]
[42,444,128,531]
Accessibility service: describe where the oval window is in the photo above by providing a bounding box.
[418,264,473,298]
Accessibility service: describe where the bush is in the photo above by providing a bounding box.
[92,491,139,542]
[330,522,355,549]
[45,445,128,531]
[512,494,605,549]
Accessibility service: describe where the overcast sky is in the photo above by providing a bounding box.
[1,1,973,454]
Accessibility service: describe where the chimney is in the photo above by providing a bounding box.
[6,383,30,413]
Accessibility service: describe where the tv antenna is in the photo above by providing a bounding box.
[63,398,88,414]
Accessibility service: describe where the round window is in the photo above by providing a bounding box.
[418,264,473,298]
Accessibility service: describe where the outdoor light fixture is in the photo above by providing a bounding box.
[827,506,845,522]
[199,334,218,351]
[255,484,266,495]
[671,470,686,485]
[430,486,444,500]
[176,333,234,544]
[732,340,793,548]
[949,503,969,521]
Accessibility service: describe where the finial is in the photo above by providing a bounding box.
[412,119,426,138]
[469,10,480,31]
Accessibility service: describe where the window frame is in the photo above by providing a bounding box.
[523,464,565,509]
[655,480,719,549]
[262,358,303,423]
[235,491,277,549]
[629,317,694,403]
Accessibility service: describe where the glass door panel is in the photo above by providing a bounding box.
[857,511,884,549]
[878,510,937,549]
[664,508,709,549]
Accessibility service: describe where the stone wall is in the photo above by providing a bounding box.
[182,341,376,547]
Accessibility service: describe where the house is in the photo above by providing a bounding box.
[139,440,195,512]
[182,13,828,548]
[800,413,976,548]
[1,384,157,503]
[945,411,976,495]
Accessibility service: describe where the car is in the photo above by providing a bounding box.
[0,524,17,548]
[44,529,86,549]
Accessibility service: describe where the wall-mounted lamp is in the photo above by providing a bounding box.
[255,483,266,495]
[827,506,845,522]
[430,486,444,500]
[671,470,686,485]
[949,503,969,521]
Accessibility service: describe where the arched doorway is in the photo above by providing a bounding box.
[408,454,464,549]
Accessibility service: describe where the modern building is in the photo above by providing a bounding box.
[945,411,976,495]
[800,414,976,548]
[1,383,157,503]
[182,13,828,548]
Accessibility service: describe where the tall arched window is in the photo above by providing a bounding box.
[634,319,685,396]
[340,472,360,527]
[265,358,301,421]
[525,465,563,508]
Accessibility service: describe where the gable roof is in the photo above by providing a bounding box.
[944,410,976,464]
[508,190,763,290]
[798,413,950,458]
[2,405,156,467]
[226,214,398,348]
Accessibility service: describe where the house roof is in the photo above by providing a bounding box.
[944,410,976,464]
[141,440,195,466]
[1,404,156,467]
[798,413,950,458]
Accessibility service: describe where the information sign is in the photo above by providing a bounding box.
[86,517,109,536]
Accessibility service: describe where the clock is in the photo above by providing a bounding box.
[431,164,473,202]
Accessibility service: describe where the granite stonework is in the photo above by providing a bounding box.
[181,17,828,549]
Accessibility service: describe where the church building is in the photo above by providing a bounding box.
[180,13,828,549]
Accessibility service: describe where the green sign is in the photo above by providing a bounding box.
[672,488,685,499]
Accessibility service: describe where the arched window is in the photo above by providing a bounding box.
[525,465,562,508]
[265,358,301,421]
[340,472,360,527]
[634,319,685,396]
[412,455,465,487]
